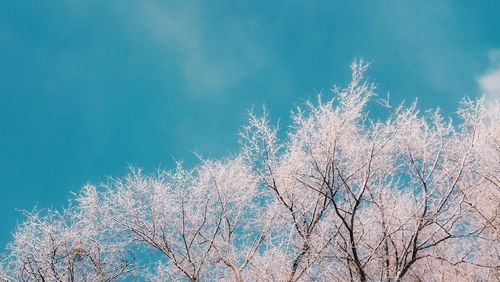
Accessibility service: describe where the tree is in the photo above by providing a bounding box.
[2,60,499,281]
[2,187,137,281]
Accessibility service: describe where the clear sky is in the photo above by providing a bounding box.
[0,0,499,248]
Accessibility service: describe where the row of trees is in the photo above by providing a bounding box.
[2,61,499,281]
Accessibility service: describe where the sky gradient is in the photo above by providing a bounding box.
[1,0,499,248]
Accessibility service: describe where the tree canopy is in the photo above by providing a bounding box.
[2,60,499,281]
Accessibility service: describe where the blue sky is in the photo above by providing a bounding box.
[0,0,499,248]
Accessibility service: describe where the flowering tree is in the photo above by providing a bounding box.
[2,187,136,281]
[2,60,499,281]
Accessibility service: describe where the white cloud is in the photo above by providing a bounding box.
[477,49,500,101]
[121,1,267,95]
[478,69,500,99]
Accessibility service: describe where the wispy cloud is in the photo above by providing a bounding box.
[477,49,500,101]
[121,1,267,95]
